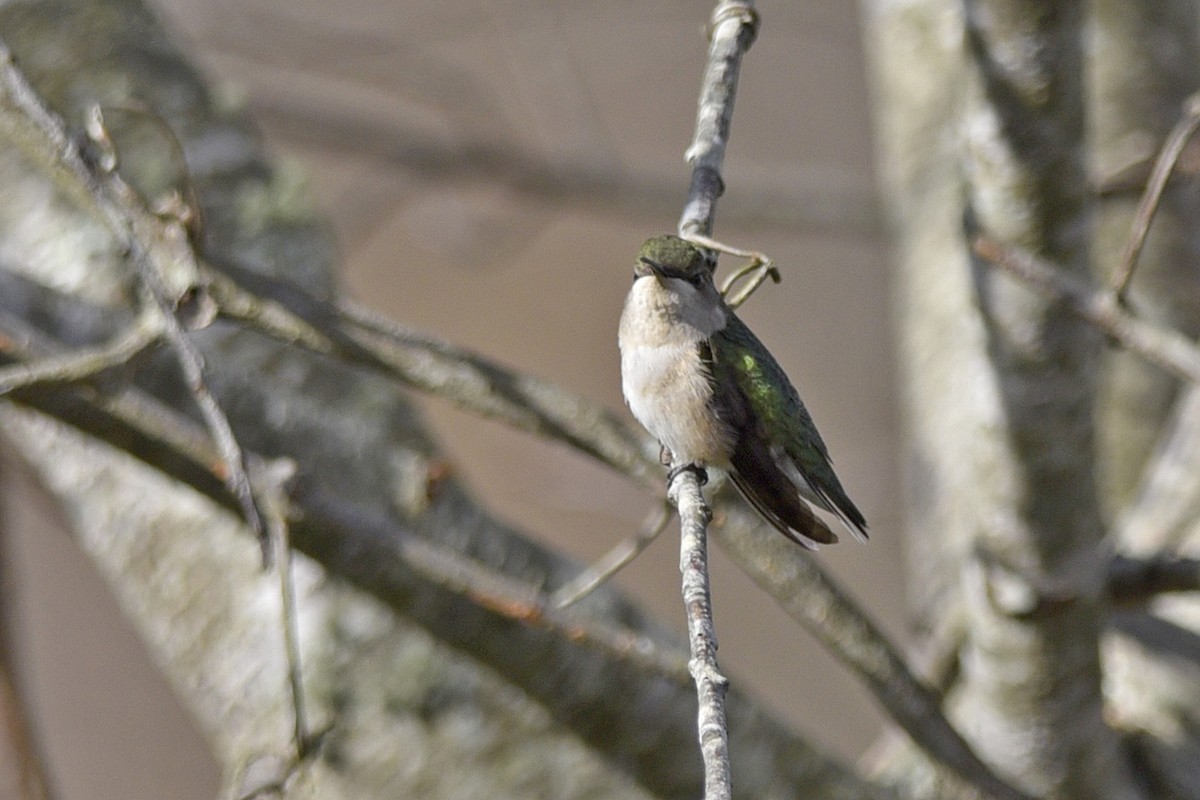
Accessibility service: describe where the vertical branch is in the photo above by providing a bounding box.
[670,472,730,800]
[671,2,757,797]
[679,2,759,239]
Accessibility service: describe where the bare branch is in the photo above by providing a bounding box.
[551,502,672,609]
[670,468,731,800]
[204,274,660,486]
[973,235,1200,384]
[0,40,269,563]
[258,457,323,760]
[0,314,160,395]
[1111,92,1200,303]
[668,3,762,796]
[678,1,759,239]
[1109,554,1200,606]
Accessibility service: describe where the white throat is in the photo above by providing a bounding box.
[619,275,726,347]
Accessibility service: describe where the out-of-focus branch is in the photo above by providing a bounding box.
[0,314,161,395]
[204,271,660,486]
[551,502,672,608]
[1111,92,1200,303]
[1109,554,1200,606]
[0,41,268,561]
[955,3,1134,796]
[972,235,1200,384]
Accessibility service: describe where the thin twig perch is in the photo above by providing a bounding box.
[671,2,759,797]
[670,470,731,800]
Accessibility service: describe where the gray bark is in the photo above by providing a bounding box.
[863,0,1198,798]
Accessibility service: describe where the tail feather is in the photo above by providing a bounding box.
[730,436,837,548]
[776,451,870,543]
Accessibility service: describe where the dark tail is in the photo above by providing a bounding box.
[729,435,837,548]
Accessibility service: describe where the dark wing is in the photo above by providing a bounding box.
[710,314,868,543]
[699,340,838,548]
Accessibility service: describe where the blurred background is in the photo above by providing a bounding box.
[4,1,900,797]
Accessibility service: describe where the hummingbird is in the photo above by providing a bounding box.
[618,234,868,548]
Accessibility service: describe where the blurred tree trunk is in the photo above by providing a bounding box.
[865,0,1200,798]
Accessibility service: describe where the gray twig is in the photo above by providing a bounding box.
[335,298,659,484]
[0,314,161,395]
[679,2,760,239]
[671,3,759,797]
[257,458,316,758]
[552,501,672,609]
[670,469,730,800]
[1111,92,1200,303]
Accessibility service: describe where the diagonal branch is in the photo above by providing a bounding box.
[0,41,268,562]
[973,235,1200,384]
[1111,92,1200,303]
[0,314,161,395]
[713,498,1034,800]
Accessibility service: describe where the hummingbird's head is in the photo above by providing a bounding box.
[630,235,726,332]
[634,235,713,283]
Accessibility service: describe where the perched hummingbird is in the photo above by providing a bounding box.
[618,234,868,548]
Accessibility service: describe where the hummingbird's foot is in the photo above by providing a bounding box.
[666,462,708,488]
[659,445,673,467]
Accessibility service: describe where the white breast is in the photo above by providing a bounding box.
[618,277,734,466]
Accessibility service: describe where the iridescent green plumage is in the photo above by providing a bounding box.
[710,313,867,542]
